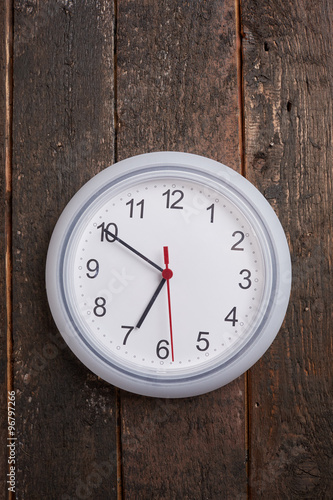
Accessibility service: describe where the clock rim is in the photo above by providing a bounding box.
[46,152,291,398]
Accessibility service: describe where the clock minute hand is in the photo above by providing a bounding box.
[107,231,163,272]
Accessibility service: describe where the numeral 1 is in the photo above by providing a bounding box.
[207,203,215,223]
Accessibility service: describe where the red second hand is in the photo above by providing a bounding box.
[162,246,175,362]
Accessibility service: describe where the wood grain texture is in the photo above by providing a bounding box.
[12,1,117,498]
[242,0,333,497]
[1,0,11,495]
[2,0,332,498]
[116,0,240,169]
[116,1,247,498]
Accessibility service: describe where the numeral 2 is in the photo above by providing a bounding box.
[231,231,245,251]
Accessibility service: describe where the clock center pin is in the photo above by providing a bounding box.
[162,268,173,280]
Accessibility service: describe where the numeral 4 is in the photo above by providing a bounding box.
[224,307,238,327]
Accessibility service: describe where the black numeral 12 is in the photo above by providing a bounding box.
[162,189,184,209]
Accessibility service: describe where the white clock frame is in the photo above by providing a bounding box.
[46,152,291,398]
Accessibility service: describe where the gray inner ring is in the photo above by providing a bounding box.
[59,165,277,385]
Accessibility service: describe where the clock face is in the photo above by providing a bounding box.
[46,153,291,397]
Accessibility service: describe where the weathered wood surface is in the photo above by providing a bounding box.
[1,1,10,496]
[1,0,332,498]
[12,2,117,498]
[242,0,333,497]
[116,1,247,499]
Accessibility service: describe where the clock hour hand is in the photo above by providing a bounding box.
[136,278,166,329]
[106,231,163,272]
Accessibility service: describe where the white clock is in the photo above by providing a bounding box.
[46,152,291,398]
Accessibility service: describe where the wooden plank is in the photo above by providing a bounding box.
[116,0,240,169]
[12,1,117,498]
[116,1,247,498]
[1,0,12,496]
[242,0,333,497]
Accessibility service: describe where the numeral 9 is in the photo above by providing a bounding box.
[86,259,99,278]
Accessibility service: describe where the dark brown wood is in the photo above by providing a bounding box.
[242,0,333,497]
[2,0,332,498]
[1,1,12,496]
[116,0,240,169]
[116,1,247,498]
[12,1,117,498]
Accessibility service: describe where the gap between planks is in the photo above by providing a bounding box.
[113,0,119,166]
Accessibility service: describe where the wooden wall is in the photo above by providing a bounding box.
[1,0,332,498]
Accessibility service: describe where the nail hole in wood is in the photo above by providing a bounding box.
[287,101,292,112]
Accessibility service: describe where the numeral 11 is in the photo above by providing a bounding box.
[126,198,144,218]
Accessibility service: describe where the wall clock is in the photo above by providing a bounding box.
[46,152,291,398]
